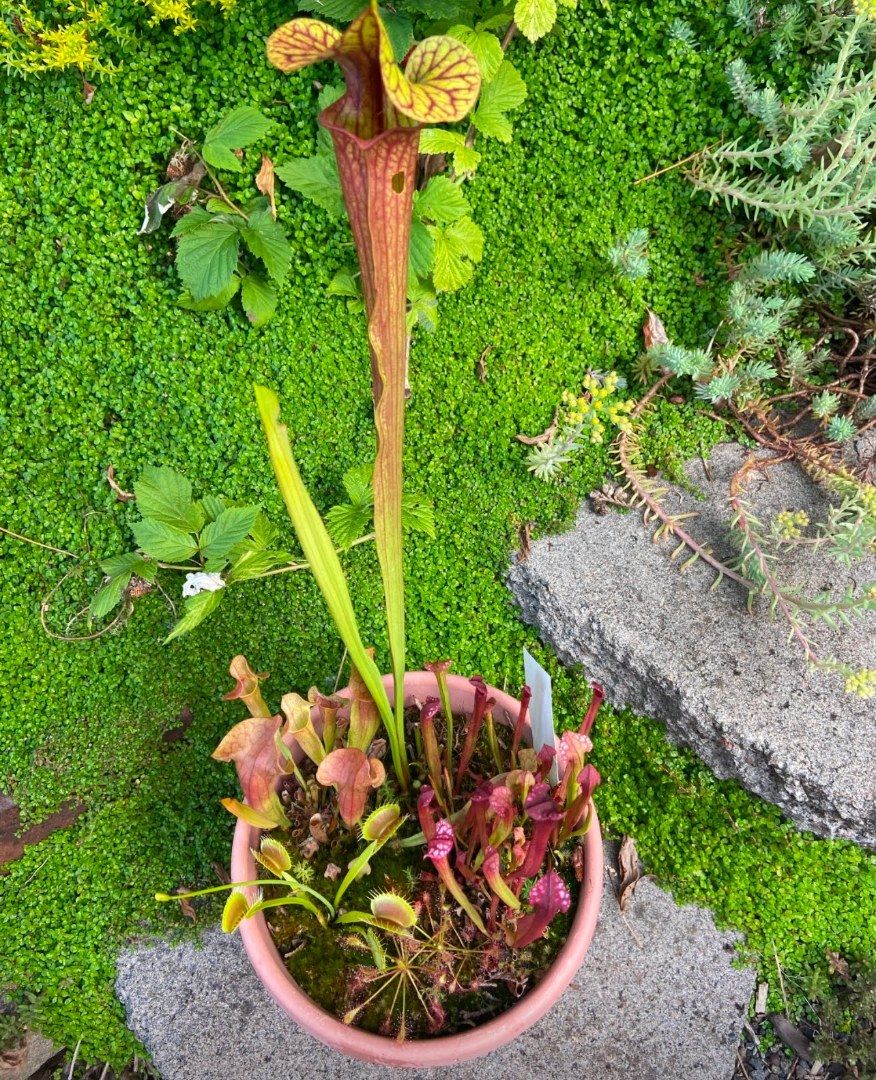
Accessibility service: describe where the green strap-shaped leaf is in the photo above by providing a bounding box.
[254,385,400,767]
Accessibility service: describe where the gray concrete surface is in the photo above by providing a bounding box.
[116,847,753,1080]
[509,442,876,847]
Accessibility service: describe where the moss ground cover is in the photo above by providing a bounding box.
[1,0,873,1065]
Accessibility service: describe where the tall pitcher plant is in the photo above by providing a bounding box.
[258,5,480,790]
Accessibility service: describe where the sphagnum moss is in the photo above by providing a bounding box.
[1,0,873,1067]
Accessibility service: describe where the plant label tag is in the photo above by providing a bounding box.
[523,648,559,785]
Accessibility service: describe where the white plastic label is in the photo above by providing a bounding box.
[523,648,559,784]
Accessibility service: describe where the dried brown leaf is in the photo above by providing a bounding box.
[324,862,341,881]
[174,887,197,923]
[643,308,669,351]
[769,1015,812,1061]
[572,843,586,883]
[106,465,134,502]
[515,409,558,446]
[616,835,643,913]
[309,812,329,844]
[516,520,533,563]
[256,155,277,219]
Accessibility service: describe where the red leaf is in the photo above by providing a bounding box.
[212,715,286,824]
[316,747,385,827]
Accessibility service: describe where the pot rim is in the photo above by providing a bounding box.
[231,671,603,1068]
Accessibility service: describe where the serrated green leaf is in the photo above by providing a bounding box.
[414,176,470,225]
[342,463,374,507]
[90,574,130,619]
[134,466,205,532]
[178,275,240,311]
[296,0,362,19]
[249,512,280,549]
[514,0,556,40]
[227,546,288,583]
[171,206,212,235]
[239,210,292,283]
[418,129,481,174]
[326,502,373,549]
[175,219,240,301]
[201,495,227,522]
[429,216,484,293]
[240,274,278,327]
[402,492,436,538]
[164,589,223,643]
[275,156,343,217]
[406,276,438,333]
[99,551,153,578]
[132,519,199,562]
[205,106,272,152]
[203,142,245,173]
[200,505,260,561]
[448,25,504,82]
[409,220,435,278]
[473,61,526,141]
[327,266,361,299]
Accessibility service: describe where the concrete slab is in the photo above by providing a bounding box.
[509,443,876,847]
[116,847,754,1080]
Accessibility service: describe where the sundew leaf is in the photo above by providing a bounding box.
[200,505,260,561]
[132,519,199,562]
[134,466,204,532]
[240,273,278,326]
[239,210,292,283]
[414,175,469,224]
[164,589,224,643]
[514,0,557,41]
[275,156,343,217]
[174,218,240,301]
[448,25,504,82]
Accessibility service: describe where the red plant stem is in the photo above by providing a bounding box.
[454,678,488,794]
[510,685,532,769]
[580,683,604,736]
[419,698,447,808]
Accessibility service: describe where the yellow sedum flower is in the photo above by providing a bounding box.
[853,0,876,18]
[844,668,876,698]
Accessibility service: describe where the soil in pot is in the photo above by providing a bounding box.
[258,707,586,1041]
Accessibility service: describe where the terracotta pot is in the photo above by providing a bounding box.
[231,671,603,1067]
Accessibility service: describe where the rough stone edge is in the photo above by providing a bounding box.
[510,563,871,847]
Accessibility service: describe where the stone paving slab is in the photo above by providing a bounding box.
[509,443,876,848]
[116,846,754,1080]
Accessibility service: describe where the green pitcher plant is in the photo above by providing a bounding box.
[258,3,481,789]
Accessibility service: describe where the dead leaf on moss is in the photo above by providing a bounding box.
[106,465,134,502]
[309,813,329,845]
[572,843,585,882]
[256,155,277,219]
[515,409,558,446]
[324,862,341,881]
[616,835,643,913]
[516,520,532,563]
[643,309,669,351]
[173,887,197,923]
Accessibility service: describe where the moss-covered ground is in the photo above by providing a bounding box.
[1,0,874,1066]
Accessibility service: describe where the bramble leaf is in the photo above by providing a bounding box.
[200,505,260,561]
[204,106,273,173]
[472,60,526,142]
[165,588,224,642]
[239,210,292,283]
[132,518,199,562]
[414,176,470,224]
[418,128,481,173]
[430,215,484,292]
[514,0,557,41]
[275,155,343,217]
[240,274,278,326]
[134,466,204,532]
[178,276,241,311]
[174,218,240,301]
[448,25,504,82]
